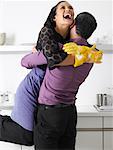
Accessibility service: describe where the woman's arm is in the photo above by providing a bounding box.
[36,26,71,69]
[21,50,75,69]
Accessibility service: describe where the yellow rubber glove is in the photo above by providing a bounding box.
[63,42,87,67]
[63,42,103,67]
[63,42,86,55]
[88,50,103,63]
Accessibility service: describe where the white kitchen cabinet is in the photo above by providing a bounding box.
[76,131,102,150]
[76,116,102,128]
[22,145,34,150]
[104,117,113,150]
[0,142,21,150]
[76,116,103,150]
[104,131,113,150]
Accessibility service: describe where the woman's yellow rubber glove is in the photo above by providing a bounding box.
[63,42,103,67]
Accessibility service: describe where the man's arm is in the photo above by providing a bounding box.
[54,55,75,67]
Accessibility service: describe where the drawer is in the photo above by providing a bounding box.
[104,117,113,128]
[77,116,102,129]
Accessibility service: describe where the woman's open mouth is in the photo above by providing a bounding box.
[63,14,73,20]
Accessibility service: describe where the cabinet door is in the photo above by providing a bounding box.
[76,116,103,150]
[22,145,34,150]
[77,116,102,128]
[104,131,113,150]
[0,142,21,150]
[104,117,113,150]
[75,131,102,150]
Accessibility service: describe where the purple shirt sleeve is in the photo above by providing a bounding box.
[21,51,47,69]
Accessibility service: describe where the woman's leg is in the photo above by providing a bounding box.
[0,115,33,146]
[11,68,45,131]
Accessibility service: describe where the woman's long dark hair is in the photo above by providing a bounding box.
[44,1,66,28]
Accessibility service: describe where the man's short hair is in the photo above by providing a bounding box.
[75,12,97,39]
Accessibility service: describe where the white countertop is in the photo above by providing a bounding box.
[77,105,113,117]
[0,103,113,117]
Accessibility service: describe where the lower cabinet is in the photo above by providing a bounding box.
[0,109,113,150]
[104,117,113,150]
[76,116,113,150]
[75,116,103,150]
[76,131,102,150]
[0,142,21,150]
[104,131,113,150]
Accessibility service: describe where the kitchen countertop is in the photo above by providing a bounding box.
[0,103,113,117]
[77,105,113,117]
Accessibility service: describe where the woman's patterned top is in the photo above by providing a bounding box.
[35,26,69,69]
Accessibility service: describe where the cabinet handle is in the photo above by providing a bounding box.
[77,128,113,132]
[77,128,103,132]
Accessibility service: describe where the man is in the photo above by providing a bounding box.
[33,12,100,150]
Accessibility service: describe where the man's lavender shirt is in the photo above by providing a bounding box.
[38,38,93,105]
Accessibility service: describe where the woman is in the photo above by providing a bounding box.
[33,1,77,150]
[35,1,75,69]
[0,1,75,146]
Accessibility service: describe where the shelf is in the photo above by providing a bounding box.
[0,44,113,54]
[97,44,113,54]
[0,45,32,54]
